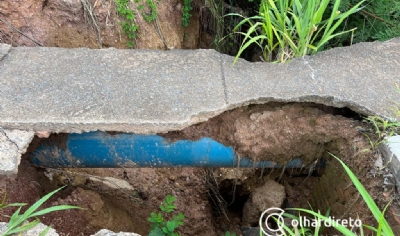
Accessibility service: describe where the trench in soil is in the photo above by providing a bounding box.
[1,103,400,235]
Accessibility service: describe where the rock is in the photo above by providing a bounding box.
[92,229,141,236]
[242,180,286,226]
[0,222,59,236]
[0,222,142,236]
[88,176,134,191]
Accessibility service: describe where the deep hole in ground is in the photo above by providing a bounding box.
[1,103,400,235]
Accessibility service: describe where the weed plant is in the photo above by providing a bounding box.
[0,187,81,236]
[182,0,194,27]
[334,0,400,45]
[278,154,394,236]
[115,0,139,47]
[115,0,159,47]
[222,231,236,236]
[138,0,158,22]
[363,116,400,150]
[231,0,365,63]
[362,84,400,150]
[148,194,184,236]
[203,0,244,55]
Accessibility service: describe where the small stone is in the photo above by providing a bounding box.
[91,229,141,236]
[242,180,286,226]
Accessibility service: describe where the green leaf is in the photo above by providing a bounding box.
[167,220,177,232]
[162,226,170,234]
[19,187,65,222]
[8,206,23,227]
[1,186,81,236]
[1,202,27,209]
[233,35,267,65]
[30,205,81,218]
[330,153,394,236]
[39,226,51,236]
[149,227,164,236]
[6,219,40,235]
[1,192,6,207]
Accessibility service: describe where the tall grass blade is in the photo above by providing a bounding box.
[330,153,394,236]
[30,205,82,218]
[6,220,40,235]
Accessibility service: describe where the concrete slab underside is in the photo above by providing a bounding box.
[0,38,399,134]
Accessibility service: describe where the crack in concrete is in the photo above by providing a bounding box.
[0,128,19,150]
[219,54,229,105]
[303,58,316,81]
[0,43,12,61]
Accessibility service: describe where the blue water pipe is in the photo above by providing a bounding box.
[31,131,304,168]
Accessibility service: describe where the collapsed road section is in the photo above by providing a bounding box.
[0,39,399,176]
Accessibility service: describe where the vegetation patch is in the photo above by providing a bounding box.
[114,0,159,47]
[148,194,185,236]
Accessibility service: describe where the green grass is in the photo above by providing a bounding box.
[231,0,365,64]
[362,115,400,150]
[278,154,395,236]
[0,186,81,236]
[335,0,400,45]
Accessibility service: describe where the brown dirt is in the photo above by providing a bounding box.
[163,103,363,165]
[162,103,400,235]
[1,103,400,235]
[0,160,218,235]
[0,0,205,49]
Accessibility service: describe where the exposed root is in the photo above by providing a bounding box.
[203,168,230,221]
[81,0,102,48]
[0,17,43,46]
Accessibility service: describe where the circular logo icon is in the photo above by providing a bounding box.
[259,207,285,236]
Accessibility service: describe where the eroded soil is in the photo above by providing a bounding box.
[0,0,205,49]
[163,103,363,165]
[1,1,400,235]
[1,103,400,235]
[0,160,219,235]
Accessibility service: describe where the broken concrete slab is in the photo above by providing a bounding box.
[221,54,326,108]
[303,38,400,117]
[0,128,34,175]
[223,38,400,119]
[0,39,399,134]
[0,48,226,133]
[379,135,400,194]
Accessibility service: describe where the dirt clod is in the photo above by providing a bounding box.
[242,180,285,226]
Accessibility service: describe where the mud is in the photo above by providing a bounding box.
[163,103,363,165]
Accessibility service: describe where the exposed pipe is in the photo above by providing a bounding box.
[31,131,305,168]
